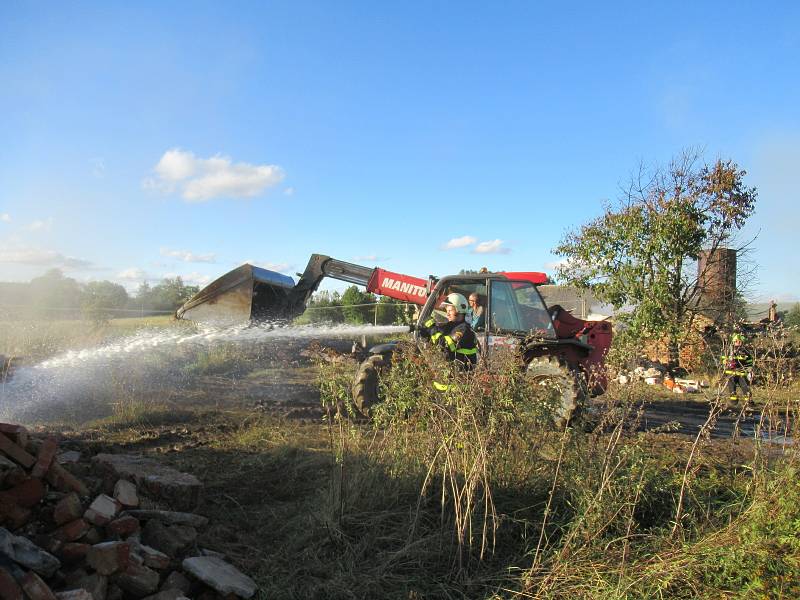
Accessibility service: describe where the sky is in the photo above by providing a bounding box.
[1,1,799,301]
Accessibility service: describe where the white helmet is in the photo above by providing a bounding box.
[440,292,469,314]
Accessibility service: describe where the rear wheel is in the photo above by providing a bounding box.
[352,354,387,417]
[526,356,586,429]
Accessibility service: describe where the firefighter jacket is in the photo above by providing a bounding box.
[419,317,478,369]
[721,346,753,376]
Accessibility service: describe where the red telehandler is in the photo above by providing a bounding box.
[176,254,612,426]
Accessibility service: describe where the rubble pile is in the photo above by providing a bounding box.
[616,362,708,394]
[0,424,256,600]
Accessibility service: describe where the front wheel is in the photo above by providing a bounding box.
[352,354,387,417]
[526,356,586,429]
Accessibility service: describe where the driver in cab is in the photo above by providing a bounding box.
[418,293,479,370]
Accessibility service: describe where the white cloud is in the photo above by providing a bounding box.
[472,239,511,255]
[283,187,295,196]
[25,218,53,232]
[160,247,216,263]
[117,268,149,280]
[443,236,477,250]
[0,214,10,223]
[543,258,573,271]
[145,148,285,202]
[0,246,92,269]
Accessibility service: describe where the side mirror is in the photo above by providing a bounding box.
[426,276,437,296]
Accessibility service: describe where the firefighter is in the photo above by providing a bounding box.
[721,333,754,405]
[419,292,479,371]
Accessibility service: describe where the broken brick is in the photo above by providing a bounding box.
[83,527,103,545]
[0,496,31,530]
[112,480,138,508]
[0,425,28,448]
[0,567,23,600]
[45,464,89,497]
[3,469,27,488]
[137,544,170,571]
[32,437,59,479]
[84,495,119,526]
[114,563,159,598]
[52,518,90,542]
[59,543,90,564]
[1,478,45,508]
[160,571,191,594]
[0,434,35,469]
[107,516,139,537]
[87,541,130,576]
[54,494,83,526]
[19,572,56,600]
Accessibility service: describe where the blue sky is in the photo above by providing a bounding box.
[1,1,798,301]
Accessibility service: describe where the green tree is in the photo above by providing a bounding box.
[28,269,82,318]
[554,151,757,366]
[132,277,199,312]
[81,281,129,322]
[375,295,402,325]
[785,303,800,328]
[341,286,375,324]
[304,290,344,323]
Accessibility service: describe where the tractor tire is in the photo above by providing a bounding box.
[526,356,586,429]
[352,354,387,417]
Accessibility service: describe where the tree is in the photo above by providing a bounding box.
[785,303,800,329]
[133,277,199,312]
[304,290,344,323]
[341,286,375,324]
[554,150,757,366]
[82,281,129,322]
[28,269,83,318]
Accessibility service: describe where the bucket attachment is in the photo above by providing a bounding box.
[176,264,298,325]
[176,254,376,324]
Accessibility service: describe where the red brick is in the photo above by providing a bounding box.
[0,496,31,530]
[3,468,27,488]
[0,478,45,508]
[107,516,139,537]
[45,464,89,496]
[54,493,84,526]
[87,541,130,576]
[0,434,35,469]
[84,495,119,526]
[83,527,103,545]
[0,567,22,600]
[0,424,28,448]
[59,542,90,564]
[19,572,56,600]
[52,518,90,542]
[32,437,58,479]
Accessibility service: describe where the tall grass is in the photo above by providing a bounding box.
[313,339,800,598]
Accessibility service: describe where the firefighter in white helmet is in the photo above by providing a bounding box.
[418,292,479,370]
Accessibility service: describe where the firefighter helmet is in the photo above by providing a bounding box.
[441,293,469,314]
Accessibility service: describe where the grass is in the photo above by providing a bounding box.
[5,316,799,598]
[0,315,179,362]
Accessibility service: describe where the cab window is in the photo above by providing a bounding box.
[489,281,555,338]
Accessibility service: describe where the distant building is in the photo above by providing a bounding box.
[538,285,613,320]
